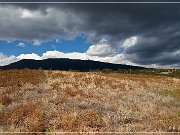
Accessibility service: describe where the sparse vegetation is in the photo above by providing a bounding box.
[0,69,179,133]
[117,69,180,79]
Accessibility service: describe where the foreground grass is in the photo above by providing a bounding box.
[0,70,180,133]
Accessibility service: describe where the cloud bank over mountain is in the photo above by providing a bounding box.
[0,1,180,68]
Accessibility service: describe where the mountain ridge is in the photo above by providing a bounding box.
[0,58,145,71]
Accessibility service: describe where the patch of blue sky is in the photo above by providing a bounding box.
[0,34,92,56]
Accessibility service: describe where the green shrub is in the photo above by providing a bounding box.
[101,68,113,73]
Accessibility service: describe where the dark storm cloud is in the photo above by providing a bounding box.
[63,3,180,67]
[0,0,180,67]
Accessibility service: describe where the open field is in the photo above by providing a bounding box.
[0,69,180,133]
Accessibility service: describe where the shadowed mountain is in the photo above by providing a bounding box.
[0,58,145,71]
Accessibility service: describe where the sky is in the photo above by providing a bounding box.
[0,0,180,68]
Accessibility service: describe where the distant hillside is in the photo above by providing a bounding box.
[0,58,145,71]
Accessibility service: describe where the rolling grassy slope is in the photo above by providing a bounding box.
[0,70,179,132]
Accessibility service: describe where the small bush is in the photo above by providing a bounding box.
[101,68,113,74]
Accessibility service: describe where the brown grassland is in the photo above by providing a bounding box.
[0,69,180,134]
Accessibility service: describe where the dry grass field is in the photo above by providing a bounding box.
[0,69,180,133]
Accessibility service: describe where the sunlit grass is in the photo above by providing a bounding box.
[0,70,179,132]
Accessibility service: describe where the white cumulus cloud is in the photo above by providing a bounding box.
[0,53,17,66]
[42,50,87,60]
[17,53,42,60]
[86,43,116,57]
[17,42,25,47]
[33,40,42,46]
[21,9,42,19]
[122,36,138,49]
[0,50,131,66]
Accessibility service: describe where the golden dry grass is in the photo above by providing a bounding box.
[0,70,180,133]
